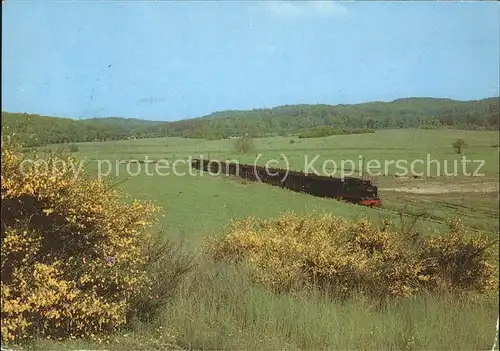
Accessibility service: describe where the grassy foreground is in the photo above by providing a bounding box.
[25,265,499,350]
[7,129,500,350]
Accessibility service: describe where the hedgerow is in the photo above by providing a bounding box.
[1,135,193,343]
[204,213,498,299]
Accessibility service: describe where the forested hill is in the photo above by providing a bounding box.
[2,96,498,146]
[148,97,499,138]
[1,113,162,146]
[81,117,160,129]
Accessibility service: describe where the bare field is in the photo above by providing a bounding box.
[373,175,499,233]
[378,177,499,194]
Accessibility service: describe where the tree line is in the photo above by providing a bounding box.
[2,96,498,147]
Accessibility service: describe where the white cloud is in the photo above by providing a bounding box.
[262,1,348,19]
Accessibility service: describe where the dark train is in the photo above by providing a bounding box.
[191,158,381,207]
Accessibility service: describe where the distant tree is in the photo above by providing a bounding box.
[452,139,467,154]
[234,133,254,153]
[366,118,375,129]
[68,144,80,153]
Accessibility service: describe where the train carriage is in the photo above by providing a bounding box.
[191,158,381,207]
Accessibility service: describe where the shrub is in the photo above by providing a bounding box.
[68,144,80,153]
[0,135,193,343]
[452,139,467,154]
[297,126,375,138]
[419,217,497,293]
[182,128,227,140]
[234,134,254,154]
[204,213,497,299]
[419,125,439,130]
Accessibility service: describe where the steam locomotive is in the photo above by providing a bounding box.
[191,158,381,207]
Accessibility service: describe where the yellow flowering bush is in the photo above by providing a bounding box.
[1,135,190,343]
[419,217,498,293]
[205,212,497,299]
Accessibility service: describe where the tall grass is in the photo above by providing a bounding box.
[18,254,499,350]
[158,262,499,350]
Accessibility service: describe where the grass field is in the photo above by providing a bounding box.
[70,129,499,238]
[23,129,499,350]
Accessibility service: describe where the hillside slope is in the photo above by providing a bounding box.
[1,112,163,146]
[145,97,499,138]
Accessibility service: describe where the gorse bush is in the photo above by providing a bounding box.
[0,135,193,343]
[419,217,497,293]
[204,213,498,299]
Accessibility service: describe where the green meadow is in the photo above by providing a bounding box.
[68,129,500,239]
[23,129,499,350]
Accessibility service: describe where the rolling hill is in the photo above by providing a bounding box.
[2,96,498,146]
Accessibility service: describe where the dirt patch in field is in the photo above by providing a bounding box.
[380,181,499,194]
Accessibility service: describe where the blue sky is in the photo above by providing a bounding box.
[2,1,499,121]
